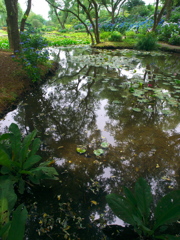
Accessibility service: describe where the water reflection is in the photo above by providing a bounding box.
[0,47,180,239]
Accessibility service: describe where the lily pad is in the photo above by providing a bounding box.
[101,142,109,148]
[93,149,104,156]
[76,147,86,154]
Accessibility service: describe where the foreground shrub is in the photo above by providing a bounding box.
[168,34,180,46]
[109,31,123,42]
[0,123,59,194]
[106,178,180,239]
[136,33,158,51]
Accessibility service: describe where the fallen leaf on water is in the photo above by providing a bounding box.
[91,200,98,205]
[161,176,171,181]
[58,146,64,149]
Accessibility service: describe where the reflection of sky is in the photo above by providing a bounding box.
[95,99,115,145]
[0,109,18,132]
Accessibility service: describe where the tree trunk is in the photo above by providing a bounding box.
[54,7,65,29]
[166,0,173,20]
[152,0,170,31]
[20,0,32,32]
[4,0,20,53]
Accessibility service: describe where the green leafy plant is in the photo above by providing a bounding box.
[12,29,50,82]
[125,30,137,39]
[0,179,28,240]
[136,33,158,51]
[100,31,112,41]
[0,123,59,193]
[157,23,180,42]
[168,34,180,46]
[106,178,180,239]
[109,31,123,42]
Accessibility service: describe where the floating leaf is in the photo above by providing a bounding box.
[101,142,109,148]
[161,110,172,115]
[93,149,104,156]
[91,200,98,205]
[132,108,141,112]
[76,147,86,154]
[113,100,121,104]
[145,108,153,113]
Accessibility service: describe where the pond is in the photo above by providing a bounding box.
[0,46,180,239]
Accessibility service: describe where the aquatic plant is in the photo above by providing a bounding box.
[106,178,180,239]
[0,179,27,240]
[0,123,59,194]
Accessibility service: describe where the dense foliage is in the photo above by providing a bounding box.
[12,29,50,82]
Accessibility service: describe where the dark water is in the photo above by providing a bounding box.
[0,46,180,239]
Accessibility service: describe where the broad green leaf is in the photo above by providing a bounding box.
[0,133,11,142]
[8,123,21,162]
[30,166,59,182]
[135,178,153,225]
[0,197,9,227]
[0,179,17,211]
[7,204,28,240]
[20,130,37,163]
[0,149,12,169]
[106,193,137,226]
[28,138,41,158]
[0,222,11,239]
[23,155,41,170]
[153,190,180,231]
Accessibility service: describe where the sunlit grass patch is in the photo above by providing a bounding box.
[0,36,9,49]
[45,32,91,46]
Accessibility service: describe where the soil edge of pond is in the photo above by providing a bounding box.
[0,50,59,119]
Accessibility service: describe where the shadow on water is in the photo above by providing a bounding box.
[0,46,180,239]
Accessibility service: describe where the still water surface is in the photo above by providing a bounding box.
[0,46,180,239]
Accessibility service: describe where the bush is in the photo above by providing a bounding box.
[157,22,180,42]
[106,178,180,240]
[136,33,158,51]
[125,30,137,38]
[109,31,123,42]
[12,29,49,82]
[170,12,180,23]
[168,34,180,45]
[100,31,111,41]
